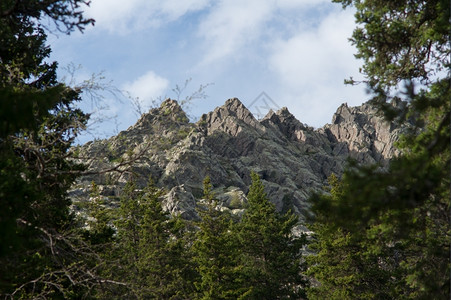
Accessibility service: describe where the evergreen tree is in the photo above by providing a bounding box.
[191,176,244,299]
[308,1,450,298]
[309,118,450,298]
[0,1,101,297]
[83,181,115,245]
[238,172,307,299]
[307,175,396,299]
[0,0,94,138]
[107,179,193,299]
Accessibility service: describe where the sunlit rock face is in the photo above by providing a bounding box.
[71,98,402,221]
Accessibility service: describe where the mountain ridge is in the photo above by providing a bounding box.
[70,98,402,220]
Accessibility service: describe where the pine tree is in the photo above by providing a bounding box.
[191,176,244,299]
[308,0,450,298]
[83,181,115,245]
[238,172,307,299]
[107,179,193,299]
[307,174,395,299]
[308,123,450,298]
[0,2,100,297]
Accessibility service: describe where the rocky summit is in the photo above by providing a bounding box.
[70,98,403,221]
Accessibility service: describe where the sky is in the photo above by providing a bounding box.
[48,0,369,143]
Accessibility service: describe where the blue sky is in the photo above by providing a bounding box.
[48,0,368,142]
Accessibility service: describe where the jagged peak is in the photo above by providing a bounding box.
[275,107,295,120]
[259,106,311,143]
[127,98,189,134]
[222,98,255,121]
[262,106,303,127]
[160,98,182,111]
[159,97,187,115]
[157,98,187,118]
[331,103,349,124]
[224,97,243,107]
[73,98,404,224]
[195,98,263,137]
[330,102,381,126]
[262,107,290,120]
[262,109,276,120]
[202,98,258,124]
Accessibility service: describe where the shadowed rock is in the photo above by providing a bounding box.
[71,98,403,220]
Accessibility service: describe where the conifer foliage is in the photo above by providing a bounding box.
[85,174,308,299]
[105,179,193,299]
[0,1,98,298]
[308,0,450,299]
[191,176,243,299]
[238,172,307,299]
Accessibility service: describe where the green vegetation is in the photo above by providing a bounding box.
[191,176,244,299]
[177,127,192,140]
[84,182,115,245]
[80,174,307,299]
[308,0,450,299]
[0,1,99,298]
[237,172,307,299]
[229,191,243,209]
[100,179,193,299]
[2,0,448,298]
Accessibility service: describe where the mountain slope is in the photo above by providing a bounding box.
[71,98,402,220]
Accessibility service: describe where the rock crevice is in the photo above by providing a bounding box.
[72,98,403,220]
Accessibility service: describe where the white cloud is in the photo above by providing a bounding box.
[160,0,212,20]
[86,0,211,34]
[276,0,331,9]
[70,0,367,130]
[122,71,169,106]
[270,9,359,85]
[195,0,334,66]
[268,9,367,127]
[197,0,273,64]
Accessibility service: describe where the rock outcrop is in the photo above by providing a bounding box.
[71,98,402,221]
[322,102,401,165]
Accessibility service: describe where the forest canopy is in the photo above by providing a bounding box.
[0,0,449,299]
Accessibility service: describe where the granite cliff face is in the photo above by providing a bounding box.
[71,98,402,221]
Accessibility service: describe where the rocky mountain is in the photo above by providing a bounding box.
[70,98,403,221]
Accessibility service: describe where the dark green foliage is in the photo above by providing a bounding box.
[0,79,95,298]
[0,0,94,138]
[1,1,313,298]
[308,114,450,298]
[335,0,449,88]
[191,176,244,299]
[0,1,94,33]
[102,179,194,299]
[0,1,101,297]
[83,182,115,245]
[308,1,450,298]
[190,174,307,299]
[335,0,450,126]
[281,194,295,215]
[0,0,92,253]
[238,172,307,299]
[307,175,397,299]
